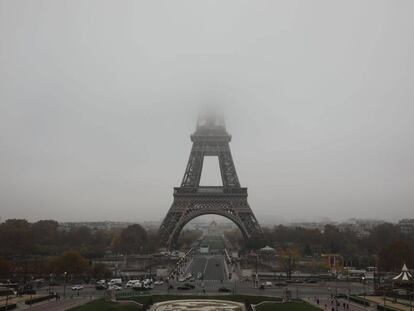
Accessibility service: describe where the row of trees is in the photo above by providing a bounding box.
[0,251,111,280]
[0,219,204,259]
[225,223,414,272]
[0,219,165,259]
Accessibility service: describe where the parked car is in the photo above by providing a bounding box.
[126,280,140,288]
[95,283,107,290]
[274,281,287,287]
[177,285,190,290]
[154,281,164,285]
[71,285,84,291]
[108,279,122,286]
[261,281,272,287]
[108,285,122,291]
[218,287,232,293]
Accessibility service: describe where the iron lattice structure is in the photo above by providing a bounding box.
[158,114,264,249]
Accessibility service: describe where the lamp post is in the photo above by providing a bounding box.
[29,276,34,311]
[362,276,366,302]
[255,254,258,288]
[63,272,67,298]
[48,273,53,294]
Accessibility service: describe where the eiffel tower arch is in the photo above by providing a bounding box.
[158,113,264,249]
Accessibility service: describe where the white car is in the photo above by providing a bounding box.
[108,285,122,291]
[132,282,142,289]
[126,280,140,288]
[178,277,186,282]
[71,285,84,291]
[154,280,164,285]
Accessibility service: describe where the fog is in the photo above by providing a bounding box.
[1,1,413,224]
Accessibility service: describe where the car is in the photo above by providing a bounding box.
[274,281,287,287]
[183,283,195,289]
[259,284,265,289]
[261,281,272,287]
[71,285,84,291]
[153,280,164,285]
[108,278,122,286]
[177,286,189,290]
[215,263,220,267]
[95,283,107,290]
[126,280,140,288]
[178,277,186,282]
[218,287,232,293]
[108,285,122,291]
[132,282,142,290]
[177,285,191,290]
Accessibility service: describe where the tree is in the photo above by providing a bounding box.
[90,263,111,279]
[0,257,13,278]
[32,220,59,245]
[50,251,90,276]
[278,247,300,279]
[112,224,148,254]
[0,219,33,256]
[379,240,414,272]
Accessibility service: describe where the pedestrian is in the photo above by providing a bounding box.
[324,304,327,310]
[317,298,320,305]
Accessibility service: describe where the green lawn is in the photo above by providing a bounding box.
[70,298,318,311]
[69,299,138,311]
[255,302,321,311]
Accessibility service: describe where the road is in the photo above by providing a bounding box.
[188,256,226,281]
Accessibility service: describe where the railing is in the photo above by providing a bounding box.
[174,187,247,195]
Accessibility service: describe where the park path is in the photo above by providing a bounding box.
[305,297,375,311]
[16,297,91,311]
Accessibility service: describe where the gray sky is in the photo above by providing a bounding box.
[1,1,413,224]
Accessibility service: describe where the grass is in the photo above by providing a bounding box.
[118,294,283,305]
[255,302,321,311]
[69,299,138,311]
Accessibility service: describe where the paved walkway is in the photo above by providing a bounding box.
[365,296,413,311]
[305,297,375,311]
[16,298,92,311]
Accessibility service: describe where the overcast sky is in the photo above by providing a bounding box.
[1,1,413,224]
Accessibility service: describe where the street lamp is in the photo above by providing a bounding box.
[63,272,67,298]
[48,273,53,294]
[255,254,259,288]
[362,276,366,302]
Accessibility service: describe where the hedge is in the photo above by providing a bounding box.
[0,304,17,311]
[25,294,55,305]
[349,295,370,306]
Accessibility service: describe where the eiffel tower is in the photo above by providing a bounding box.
[158,113,264,249]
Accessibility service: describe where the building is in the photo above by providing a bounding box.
[399,219,414,235]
